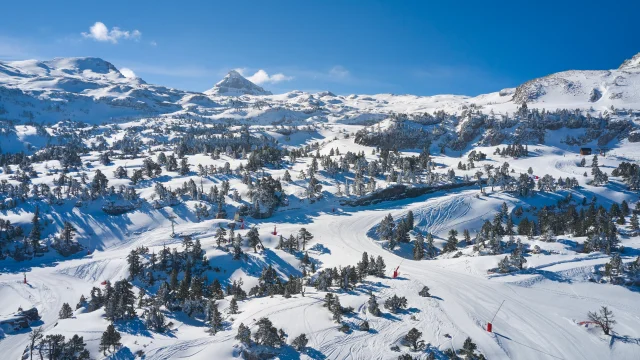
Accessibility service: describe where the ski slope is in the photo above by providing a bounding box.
[1,54,640,359]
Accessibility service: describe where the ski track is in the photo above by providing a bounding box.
[1,188,640,359]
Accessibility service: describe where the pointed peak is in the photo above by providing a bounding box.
[206,69,272,96]
[226,69,244,77]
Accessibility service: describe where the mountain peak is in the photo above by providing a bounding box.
[619,52,640,70]
[205,70,272,96]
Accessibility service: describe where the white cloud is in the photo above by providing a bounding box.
[150,41,157,47]
[328,65,350,79]
[235,68,293,85]
[120,67,136,78]
[82,22,141,44]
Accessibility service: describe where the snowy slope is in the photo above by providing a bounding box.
[0,53,640,360]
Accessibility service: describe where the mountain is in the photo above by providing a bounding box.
[1,53,639,127]
[511,53,640,108]
[204,70,272,96]
[0,57,188,124]
[620,52,640,70]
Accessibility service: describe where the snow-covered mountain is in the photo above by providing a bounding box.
[511,54,640,108]
[0,57,188,123]
[204,70,272,96]
[2,53,640,127]
[1,53,640,360]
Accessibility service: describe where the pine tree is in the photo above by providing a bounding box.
[61,221,76,245]
[228,297,239,314]
[64,334,89,360]
[375,256,386,277]
[236,323,251,345]
[247,227,261,253]
[179,157,190,175]
[58,303,73,319]
[498,256,511,273]
[209,278,225,299]
[144,304,166,332]
[376,214,395,240]
[510,240,527,270]
[384,294,408,314]
[253,317,283,347]
[99,324,121,354]
[404,328,425,351]
[462,337,477,357]
[443,229,458,253]
[413,233,425,260]
[127,250,142,280]
[169,268,179,290]
[332,296,343,323]
[29,206,41,253]
[298,228,314,250]
[463,229,471,244]
[291,333,309,351]
[367,293,381,316]
[631,213,639,234]
[425,233,436,258]
[105,279,136,321]
[208,301,223,335]
[177,277,190,301]
[215,226,227,247]
[406,210,414,229]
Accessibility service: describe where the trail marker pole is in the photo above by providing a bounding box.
[487,300,505,332]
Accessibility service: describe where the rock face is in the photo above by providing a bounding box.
[0,307,40,332]
[205,70,272,96]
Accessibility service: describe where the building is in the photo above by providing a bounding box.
[580,148,592,156]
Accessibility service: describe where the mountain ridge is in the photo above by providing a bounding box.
[0,53,639,125]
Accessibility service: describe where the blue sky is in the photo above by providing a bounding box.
[1,0,638,95]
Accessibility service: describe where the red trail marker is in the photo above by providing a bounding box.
[392,266,400,278]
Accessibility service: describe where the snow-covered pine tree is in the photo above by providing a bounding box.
[367,293,381,316]
[207,301,223,335]
[215,226,227,247]
[291,333,309,351]
[99,324,121,355]
[443,229,458,253]
[144,304,166,332]
[236,323,251,345]
[228,297,239,314]
[58,303,73,319]
[298,228,313,250]
[413,232,425,260]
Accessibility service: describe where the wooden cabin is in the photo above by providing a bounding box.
[580,148,592,156]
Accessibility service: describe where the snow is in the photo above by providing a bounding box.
[0,54,640,359]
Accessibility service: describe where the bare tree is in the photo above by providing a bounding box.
[588,306,616,335]
[28,327,44,360]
